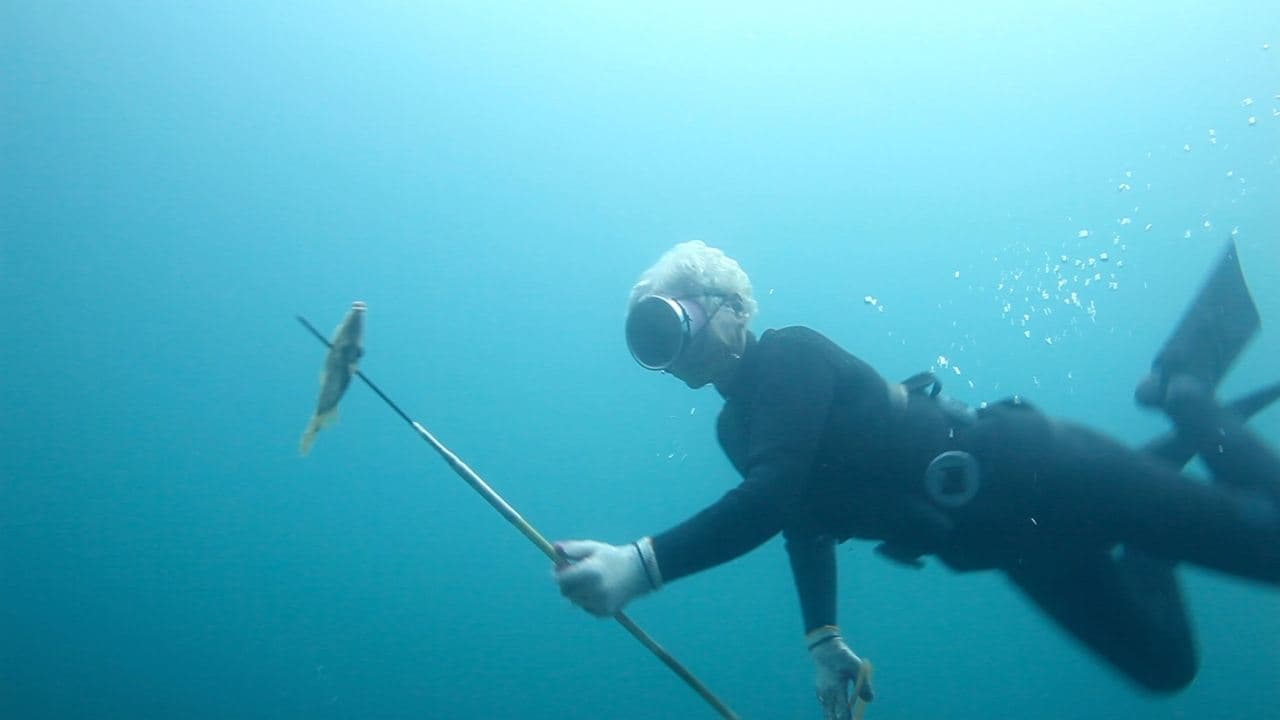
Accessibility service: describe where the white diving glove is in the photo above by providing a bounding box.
[553,537,663,617]
[807,625,874,720]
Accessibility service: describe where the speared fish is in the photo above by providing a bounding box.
[299,300,366,456]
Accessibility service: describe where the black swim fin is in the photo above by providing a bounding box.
[1143,380,1280,468]
[1135,239,1260,407]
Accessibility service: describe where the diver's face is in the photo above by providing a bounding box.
[667,297,747,389]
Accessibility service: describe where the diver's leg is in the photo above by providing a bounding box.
[1163,375,1280,498]
[1040,421,1280,585]
[1005,552,1196,692]
[1143,380,1280,469]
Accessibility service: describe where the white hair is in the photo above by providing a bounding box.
[627,241,758,320]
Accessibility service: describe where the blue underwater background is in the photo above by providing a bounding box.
[3,3,1279,718]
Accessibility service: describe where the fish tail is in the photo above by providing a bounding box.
[299,420,320,456]
[298,411,339,456]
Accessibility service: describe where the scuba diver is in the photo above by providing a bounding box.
[552,239,1280,720]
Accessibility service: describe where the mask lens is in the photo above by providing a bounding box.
[627,295,697,370]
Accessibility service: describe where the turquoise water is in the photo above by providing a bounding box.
[3,3,1278,718]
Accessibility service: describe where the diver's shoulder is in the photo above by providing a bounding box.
[759,325,837,348]
[758,326,874,373]
[754,326,846,362]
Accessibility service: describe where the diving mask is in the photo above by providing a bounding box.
[625,294,716,371]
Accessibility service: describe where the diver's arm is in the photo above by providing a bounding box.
[555,333,835,616]
[653,332,837,582]
[785,530,838,632]
[787,530,875,714]
[651,487,786,580]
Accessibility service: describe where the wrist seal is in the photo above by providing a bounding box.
[805,624,842,651]
[633,537,663,590]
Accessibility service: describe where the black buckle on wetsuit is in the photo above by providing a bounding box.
[901,371,943,398]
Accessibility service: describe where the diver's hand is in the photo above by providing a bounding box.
[808,625,874,720]
[553,538,662,616]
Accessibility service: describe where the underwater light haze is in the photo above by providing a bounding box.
[2,2,1278,719]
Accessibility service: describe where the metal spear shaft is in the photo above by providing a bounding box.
[297,315,740,720]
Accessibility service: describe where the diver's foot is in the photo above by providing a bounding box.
[1135,370,1168,408]
[1136,368,1216,410]
[1161,374,1217,431]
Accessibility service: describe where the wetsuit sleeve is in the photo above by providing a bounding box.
[785,530,837,632]
[648,486,788,582]
[652,333,836,582]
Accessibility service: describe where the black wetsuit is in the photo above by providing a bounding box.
[650,326,1280,692]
